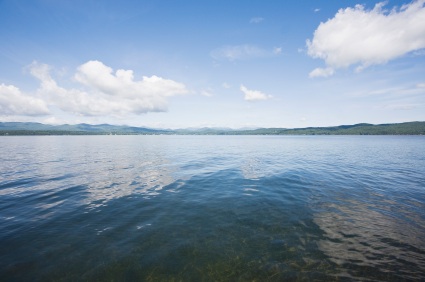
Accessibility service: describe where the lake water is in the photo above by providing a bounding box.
[0,135,424,281]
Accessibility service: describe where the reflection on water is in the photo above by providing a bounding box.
[0,135,424,281]
[313,180,425,280]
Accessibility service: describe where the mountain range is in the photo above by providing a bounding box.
[0,121,424,135]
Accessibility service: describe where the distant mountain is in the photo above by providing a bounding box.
[270,122,425,135]
[228,122,425,135]
[0,121,424,135]
[0,122,170,135]
[173,122,425,135]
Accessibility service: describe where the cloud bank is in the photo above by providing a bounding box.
[240,85,272,101]
[307,0,425,77]
[0,61,188,117]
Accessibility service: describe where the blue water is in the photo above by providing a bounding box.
[0,135,424,281]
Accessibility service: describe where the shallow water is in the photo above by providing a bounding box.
[0,135,424,281]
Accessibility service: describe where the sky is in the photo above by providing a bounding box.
[0,0,424,129]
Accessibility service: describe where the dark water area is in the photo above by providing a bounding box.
[0,135,424,281]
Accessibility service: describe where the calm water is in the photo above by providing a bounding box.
[0,135,424,281]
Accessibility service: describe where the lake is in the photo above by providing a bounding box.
[0,135,424,281]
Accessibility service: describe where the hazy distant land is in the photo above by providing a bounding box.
[0,121,424,135]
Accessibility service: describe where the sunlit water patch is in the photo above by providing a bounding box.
[0,136,424,281]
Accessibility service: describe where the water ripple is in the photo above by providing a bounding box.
[0,135,424,281]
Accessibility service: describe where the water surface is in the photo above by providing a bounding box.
[0,135,424,281]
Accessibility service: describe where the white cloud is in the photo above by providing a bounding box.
[240,85,272,101]
[250,17,264,24]
[417,83,425,88]
[61,61,187,116]
[309,67,334,78]
[0,83,49,116]
[75,60,187,99]
[314,8,321,13]
[307,0,425,75]
[0,61,188,119]
[210,45,280,61]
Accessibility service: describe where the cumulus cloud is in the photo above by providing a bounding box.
[0,61,188,118]
[307,0,425,76]
[240,85,272,101]
[75,61,186,100]
[250,17,264,24]
[0,83,49,116]
[210,45,281,61]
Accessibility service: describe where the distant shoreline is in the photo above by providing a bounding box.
[0,121,424,136]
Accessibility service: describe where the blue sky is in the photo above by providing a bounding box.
[0,0,424,128]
